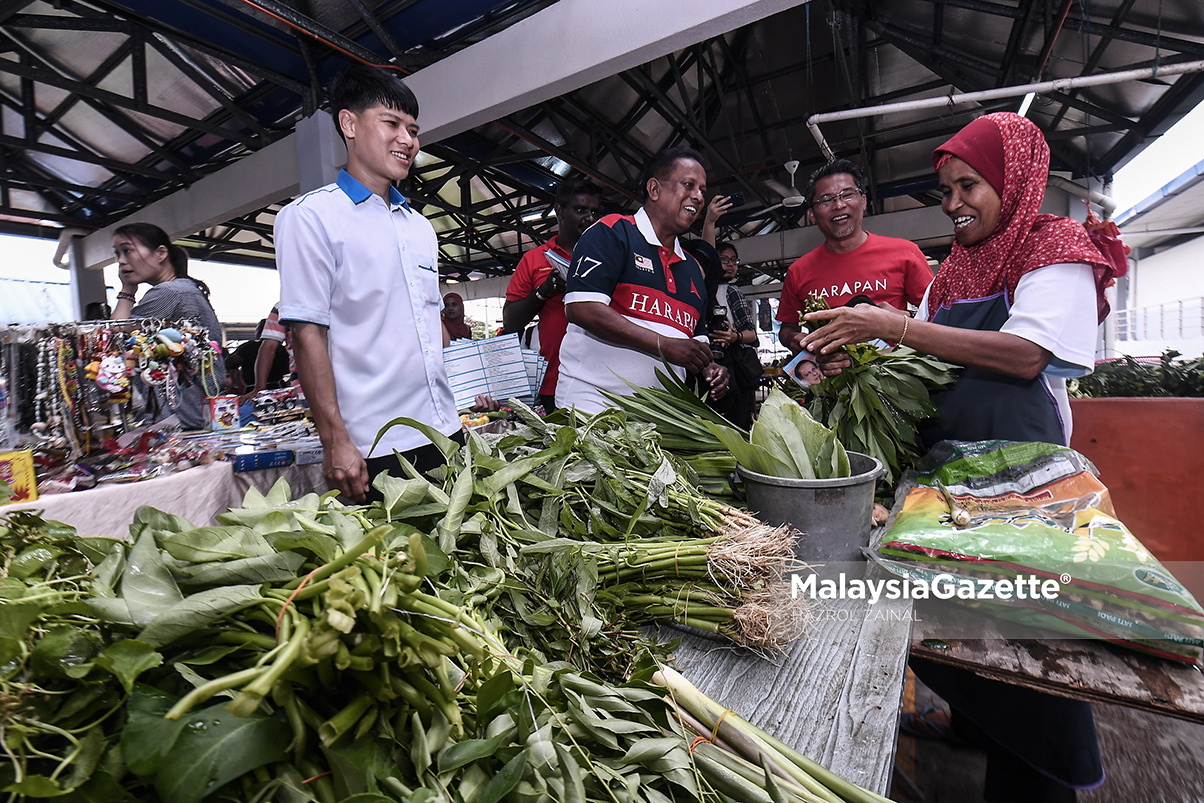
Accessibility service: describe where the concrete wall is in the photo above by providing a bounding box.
[1129,234,1204,309]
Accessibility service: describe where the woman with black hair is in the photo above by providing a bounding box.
[112,222,226,429]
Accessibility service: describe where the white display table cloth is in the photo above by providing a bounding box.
[5,461,327,539]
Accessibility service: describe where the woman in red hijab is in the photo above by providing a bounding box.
[441,292,473,341]
[804,113,1110,801]
[801,112,1110,447]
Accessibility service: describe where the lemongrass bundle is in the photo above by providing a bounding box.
[656,666,895,803]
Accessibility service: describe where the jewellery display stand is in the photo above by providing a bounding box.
[1,318,222,460]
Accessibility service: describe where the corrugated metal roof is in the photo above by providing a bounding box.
[2,0,1203,281]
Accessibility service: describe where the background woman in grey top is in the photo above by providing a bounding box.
[111,222,226,429]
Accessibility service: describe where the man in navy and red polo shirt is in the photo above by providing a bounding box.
[502,178,601,410]
[556,147,728,413]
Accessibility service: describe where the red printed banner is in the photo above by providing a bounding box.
[611,283,700,336]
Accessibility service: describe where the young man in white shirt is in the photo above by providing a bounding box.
[276,66,460,501]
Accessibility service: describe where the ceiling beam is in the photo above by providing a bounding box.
[1060,15,1204,60]
[78,0,811,269]
[81,0,308,96]
[0,56,264,148]
[0,133,176,183]
[1098,72,1204,174]
[1048,0,1139,131]
[998,0,1037,86]
[344,0,407,64]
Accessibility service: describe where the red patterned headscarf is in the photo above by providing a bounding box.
[927,113,1111,321]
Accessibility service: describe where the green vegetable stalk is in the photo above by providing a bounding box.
[796,292,959,485]
[0,482,886,803]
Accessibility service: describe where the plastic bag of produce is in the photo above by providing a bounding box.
[872,440,1204,663]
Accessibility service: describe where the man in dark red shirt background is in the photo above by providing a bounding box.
[502,178,601,410]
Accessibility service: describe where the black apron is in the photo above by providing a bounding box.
[915,292,1102,799]
[922,291,1066,447]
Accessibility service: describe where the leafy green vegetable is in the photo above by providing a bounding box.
[0,427,888,803]
[151,704,289,803]
[707,389,850,480]
[1071,350,1204,398]
[93,640,162,692]
[802,344,959,484]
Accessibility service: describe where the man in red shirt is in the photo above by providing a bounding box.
[777,159,932,353]
[502,178,601,409]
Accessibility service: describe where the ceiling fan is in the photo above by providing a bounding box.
[761,160,805,214]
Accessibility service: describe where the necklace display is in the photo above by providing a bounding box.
[1,318,222,460]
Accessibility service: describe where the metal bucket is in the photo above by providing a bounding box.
[736,452,884,563]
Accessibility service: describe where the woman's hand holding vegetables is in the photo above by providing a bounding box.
[800,304,896,355]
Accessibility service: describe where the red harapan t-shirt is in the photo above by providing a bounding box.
[506,236,571,396]
[777,232,933,324]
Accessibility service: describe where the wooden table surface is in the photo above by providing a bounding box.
[910,601,1204,724]
[664,481,918,798]
[668,568,913,796]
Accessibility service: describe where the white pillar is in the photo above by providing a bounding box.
[69,237,109,320]
[296,112,345,194]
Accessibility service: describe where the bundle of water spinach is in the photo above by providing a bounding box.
[367,403,801,673]
[0,496,891,803]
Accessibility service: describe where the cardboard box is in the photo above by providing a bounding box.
[292,446,323,466]
[231,449,294,472]
[205,395,241,431]
[0,449,37,504]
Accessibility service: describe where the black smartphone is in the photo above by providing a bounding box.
[727,191,746,208]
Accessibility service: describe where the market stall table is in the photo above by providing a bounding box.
[4,460,327,538]
[660,559,914,796]
[910,602,1204,725]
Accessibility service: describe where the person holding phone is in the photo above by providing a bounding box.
[707,242,759,428]
[502,178,601,410]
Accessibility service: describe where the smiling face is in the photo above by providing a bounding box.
[113,233,173,287]
[938,156,1002,247]
[646,157,706,242]
[340,104,420,198]
[807,173,866,247]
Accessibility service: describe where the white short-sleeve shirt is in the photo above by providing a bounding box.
[917,262,1098,444]
[276,169,459,456]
